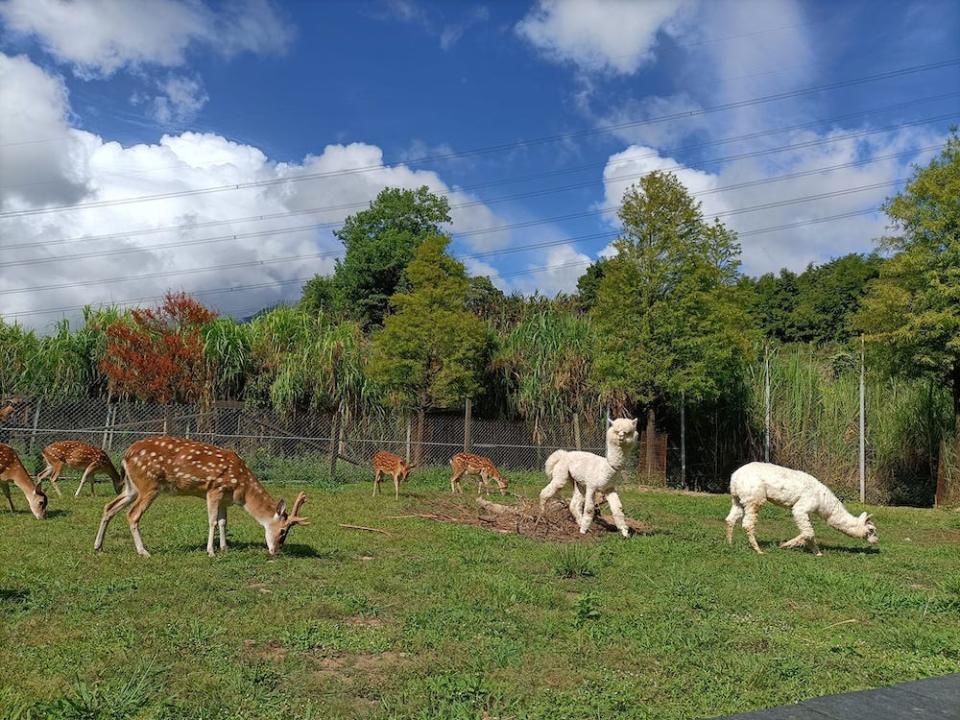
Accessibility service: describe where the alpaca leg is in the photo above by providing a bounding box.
[568,484,584,523]
[605,490,630,538]
[781,507,820,556]
[578,487,597,534]
[742,502,764,554]
[538,472,568,512]
[725,499,745,545]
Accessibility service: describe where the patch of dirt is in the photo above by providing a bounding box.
[243,639,287,662]
[247,582,272,594]
[343,616,385,627]
[397,495,654,542]
[312,651,411,678]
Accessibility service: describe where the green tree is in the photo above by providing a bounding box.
[856,133,960,501]
[299,274,341,316]
[367,235,488,448]
[591,171,754,468]
[319,186,451,329]
[576,256,610,312]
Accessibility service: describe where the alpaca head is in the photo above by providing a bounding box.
[858,512,879,545]
[607,418,638,448]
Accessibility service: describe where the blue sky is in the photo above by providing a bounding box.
[0,0,958,329]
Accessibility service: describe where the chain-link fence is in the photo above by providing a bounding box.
[0,396,638,479]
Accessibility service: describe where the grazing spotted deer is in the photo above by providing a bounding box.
[0,443,48,520]
[372,450,416,499]
[94,436,309,557]
[38,440,123,498]
[449,453,509,496]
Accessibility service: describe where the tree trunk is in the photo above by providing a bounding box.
[645,406,656,482]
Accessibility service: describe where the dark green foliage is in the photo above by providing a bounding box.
[575,256,610,311]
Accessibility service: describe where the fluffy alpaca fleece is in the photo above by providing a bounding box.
[538,418,638,537]
[726,461,878,556]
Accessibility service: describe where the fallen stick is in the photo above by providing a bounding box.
[338,523,390,535]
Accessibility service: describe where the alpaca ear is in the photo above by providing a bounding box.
[865,513,873,523]
[630,418,638,429]
[859,511,867,521]
[606,417,613,428]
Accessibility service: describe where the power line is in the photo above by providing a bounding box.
[2,57,957,219]
[0,145,933,270]
[5,114,950,256]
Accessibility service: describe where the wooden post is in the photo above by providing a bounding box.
[328,402,343,481]
[764,344,771,463]
[680,392,686,490]
[645,406,656,484]
[573,412,582,451]
[101,404,112,449]
[859,335,866,503]
[28,398,42,454]
[463,398,473,453]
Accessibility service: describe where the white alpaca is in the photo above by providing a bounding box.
[726,462,878,556]
[539,417,638,537]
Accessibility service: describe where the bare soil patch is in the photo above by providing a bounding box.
[394,495,654,541]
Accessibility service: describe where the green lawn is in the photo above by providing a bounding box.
[1,467,958,720]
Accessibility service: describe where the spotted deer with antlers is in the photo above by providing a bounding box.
[372,450,416,499]
[39,440,123,498]
[1,443,48,520]
[449,453,509,496]
[94,436,309,557]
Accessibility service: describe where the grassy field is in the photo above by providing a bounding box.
[1,465,959,720]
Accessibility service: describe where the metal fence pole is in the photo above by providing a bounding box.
[405,416,412,463]
[329,402,343,481]
[680,392,686,489]
[764,344,771,463]
[28,398,42,454]
[101,404,111,449]
[859,335,866,503]
[573,412,582,451]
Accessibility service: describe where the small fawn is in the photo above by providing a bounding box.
[39,440,123,498]
[0,443,48,519]
[449,453,508,495]
[94,436,308,557]
[372,450,416,499]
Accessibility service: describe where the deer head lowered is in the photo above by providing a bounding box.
[94,436,309,557]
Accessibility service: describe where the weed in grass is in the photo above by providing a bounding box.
[573,592,601,627]
[553,544,597,578]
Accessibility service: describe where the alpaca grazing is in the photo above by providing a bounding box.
[372,451,416,499]
[0,443,48,519]
[726,462,878,556]
[39,440,123,498]
[539,417,638,537]
[449,453,508,495]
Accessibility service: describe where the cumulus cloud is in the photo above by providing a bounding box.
[515,0,692,75]
[132,74,209,126]
[373,0,489,50]
[0,53,511,329]
[0,0,294,78]
[511,243,593,296]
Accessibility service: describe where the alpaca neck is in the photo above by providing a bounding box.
[605,441,626,471]
[822,497,865,539]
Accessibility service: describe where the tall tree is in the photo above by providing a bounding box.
[367,235,488,454]
[320,186,451,329]
[856,133,960,502]
[591,171,753,475]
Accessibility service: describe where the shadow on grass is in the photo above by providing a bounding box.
[0,588,30,605]
[168,541,327,558]
[44,509,69,519]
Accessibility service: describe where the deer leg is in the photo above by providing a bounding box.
[725,499,745,546]
[206,492,223,556]
[36,463,52,482]
[217,503,228,551]
[394,472,400,500]
[75,465,95,498]
[478,470,488,496]
[47,462,64,497]
[449,469,463,494]
[578,487,597,534]
[2,482,14,513]
[373,470,381,497]
[94,488,137,551]
[126,488,158,558]
[605,490,630,538]
[742,502,765,555]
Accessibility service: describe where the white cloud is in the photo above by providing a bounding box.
[594,92,708,149]
[511,243,593,296]
[0,0,294,78]
[132,74,209,126]
[440,5,490,50]
[515,0,692,75]
[0,53,511,329]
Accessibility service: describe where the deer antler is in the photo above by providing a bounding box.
[287,492,309,526]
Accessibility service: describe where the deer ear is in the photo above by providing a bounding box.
[276,499,287,517]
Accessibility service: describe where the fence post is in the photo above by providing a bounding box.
[405,415,412,463]
[463,398,473,453]
[764,344,771,463]
[859,335,866,503]
[328,402,343,481]
[28,398,42,454]
[101,404,111,449]
[573,412,582,451]
[680,392,686,489]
